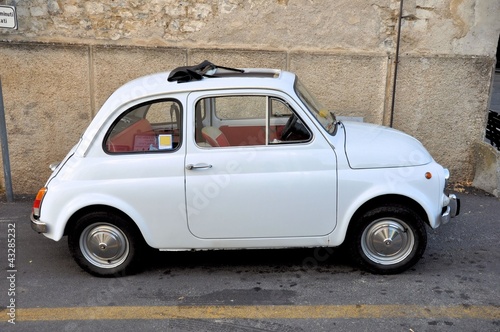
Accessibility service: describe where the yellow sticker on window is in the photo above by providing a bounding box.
[159,134,173,150]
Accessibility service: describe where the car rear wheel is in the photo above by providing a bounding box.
[346,205,427,274]
[68,211,144,277]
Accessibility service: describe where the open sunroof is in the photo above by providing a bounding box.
[167,60,245,83]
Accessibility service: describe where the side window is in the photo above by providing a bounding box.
[195,96,266,147]
[195,95,311,148]
[270,98,311,143]
[215,96,266,120]
[270,98,292,117]
[104,99,182,153]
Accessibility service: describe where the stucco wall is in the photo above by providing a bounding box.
[0,0,499,194]
[394,55,495,178]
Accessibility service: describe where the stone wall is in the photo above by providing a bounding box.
[0,0,499,194]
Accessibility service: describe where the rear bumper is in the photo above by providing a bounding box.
[30,213,47,233]
[441,194,460,225]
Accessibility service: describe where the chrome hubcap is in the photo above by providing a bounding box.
[80,223,129,268]
[361,218,414,265]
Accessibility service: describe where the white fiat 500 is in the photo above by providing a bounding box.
[31,61,459,277]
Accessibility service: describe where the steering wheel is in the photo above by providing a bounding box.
[281,114,298,140]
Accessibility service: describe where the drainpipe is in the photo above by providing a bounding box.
[389,0,404,128]
[0,77,14,202]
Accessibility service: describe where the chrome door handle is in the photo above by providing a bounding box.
[186,163,213,170]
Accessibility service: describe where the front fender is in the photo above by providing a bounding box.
[329,164,444,246]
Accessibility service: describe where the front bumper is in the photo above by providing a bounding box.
[441,194,460,225]
[30,213,47,233]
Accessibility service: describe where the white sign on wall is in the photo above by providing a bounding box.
[0,5,17,30]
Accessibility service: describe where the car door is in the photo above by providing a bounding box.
[184,90,337,239]
[100,97,188,247]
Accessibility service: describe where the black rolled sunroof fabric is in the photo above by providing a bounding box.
[167,60,215,83]
[167,60,244,83]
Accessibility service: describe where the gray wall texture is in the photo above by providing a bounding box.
[0,0,499,194]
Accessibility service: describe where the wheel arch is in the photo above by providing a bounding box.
[348,194,429,231]
[63,204,145,243]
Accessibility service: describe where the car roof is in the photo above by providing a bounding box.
[101,66,297,116]
[119,67,293,96]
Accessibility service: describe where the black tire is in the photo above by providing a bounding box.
[68,211,145,277]
[346,205,427,274]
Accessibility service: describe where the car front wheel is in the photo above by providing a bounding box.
[68,211,144,277]
[346,205,427,274]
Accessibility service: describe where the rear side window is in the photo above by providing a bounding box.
[104,99,182,153]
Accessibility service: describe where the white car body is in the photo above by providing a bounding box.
[31,62,459,276]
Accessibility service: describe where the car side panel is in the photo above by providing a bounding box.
[38,153,188,248]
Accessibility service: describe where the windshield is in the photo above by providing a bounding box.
[294,78,338,135]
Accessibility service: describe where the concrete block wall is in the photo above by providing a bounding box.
[0,43,92,193]
[0,0,499,194]
[393,55,496,180]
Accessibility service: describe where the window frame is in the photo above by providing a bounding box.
[193,92,313,148]
[103,98,183,155]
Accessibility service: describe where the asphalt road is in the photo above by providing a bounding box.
[0,188,499,331]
